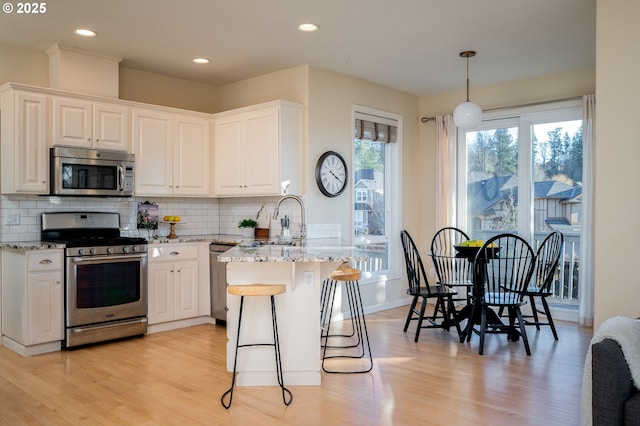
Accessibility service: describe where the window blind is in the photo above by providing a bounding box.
[355,113,397,143]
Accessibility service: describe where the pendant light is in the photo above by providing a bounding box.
[453,50,482,129]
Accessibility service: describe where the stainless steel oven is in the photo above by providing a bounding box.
[42,212,148,348]
[65,249,147,347]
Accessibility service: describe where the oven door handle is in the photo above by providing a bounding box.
[70,254,147,265]
[72,317,148,333]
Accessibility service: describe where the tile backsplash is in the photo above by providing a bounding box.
[0,194,339,242]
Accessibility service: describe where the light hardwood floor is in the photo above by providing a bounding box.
[0,306,592,425]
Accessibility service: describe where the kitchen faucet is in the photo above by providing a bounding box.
[274,194,306,244]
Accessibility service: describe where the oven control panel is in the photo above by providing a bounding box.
[66,245,148,257]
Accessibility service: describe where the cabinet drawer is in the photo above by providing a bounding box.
[149,244,199,262]
[27,251,63,272]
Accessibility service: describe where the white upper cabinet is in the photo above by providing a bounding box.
[132,108,173,195]
[211,114,245,195]
[52,96,130,152]
[133,108,210,197]
[1,83,304,200]
[212,100,302,197]
[93,102,130,151]
[173,114,211,196]
[0,87,50,194]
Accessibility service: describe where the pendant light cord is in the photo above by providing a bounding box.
[466,56,470,102]
[460,50,476,102]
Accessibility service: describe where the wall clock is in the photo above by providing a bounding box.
[315,151,348,197]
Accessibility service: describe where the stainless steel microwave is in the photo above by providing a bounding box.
[50,146,135,197]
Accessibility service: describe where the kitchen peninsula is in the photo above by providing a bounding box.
[218,239,367,386]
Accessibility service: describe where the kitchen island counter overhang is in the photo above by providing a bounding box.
[218,239,368,386]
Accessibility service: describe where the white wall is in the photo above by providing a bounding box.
[119,67,219,114]
[593,0,640,329]
[306,67,419,311]
[218,65,308,111]
[0,42,49,87]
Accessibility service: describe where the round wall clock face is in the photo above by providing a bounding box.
[315,151,348,197]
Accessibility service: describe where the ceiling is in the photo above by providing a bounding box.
[0,0,595,97]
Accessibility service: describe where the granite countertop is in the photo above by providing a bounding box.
[0,236,368,265]
[217,238,369,263]
[0,241,67,250]
[148,234,242,245]
[0,235,243,251]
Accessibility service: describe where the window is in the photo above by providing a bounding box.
[352,107,402,277]
[464,120,520,233]
[457,100,583,305]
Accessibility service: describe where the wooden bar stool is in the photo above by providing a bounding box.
[321,265,361,346]
[221,284,293,409]
[320,264,373,374]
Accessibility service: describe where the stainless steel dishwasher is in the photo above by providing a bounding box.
[210,243,234,325]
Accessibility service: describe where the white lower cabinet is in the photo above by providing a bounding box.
[1,249,64,356]
[148,257,198,324]
[147,243,210,328]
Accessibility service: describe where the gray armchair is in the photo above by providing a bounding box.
[592,338,640,425]
[585,317,640,425]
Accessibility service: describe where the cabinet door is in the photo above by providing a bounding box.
[173,115,210,196]
[27,271,63,344]
[93,102,130,152]
[173,260,199,320]
[52,97,92,148]
[148,262,175,325]
[4,92,49,194]
[132,108,173,195]
[243,106,280,195]
[212,115,245,196]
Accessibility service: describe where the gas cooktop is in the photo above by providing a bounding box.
[41,211,148,250]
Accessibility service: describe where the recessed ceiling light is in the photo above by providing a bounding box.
[192,58,210,64]
[74,28,96,37]
[298,23,319,32]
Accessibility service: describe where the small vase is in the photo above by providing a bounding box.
[240,227,254,238]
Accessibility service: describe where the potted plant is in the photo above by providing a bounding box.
[238,218,257,237]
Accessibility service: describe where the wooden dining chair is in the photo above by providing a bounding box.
[523,231,564,340]
[400,230,461,342]
[466,233,536,355]
[430,227,474,306]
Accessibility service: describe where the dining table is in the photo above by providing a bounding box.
[434,247,521,342]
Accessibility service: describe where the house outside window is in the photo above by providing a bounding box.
[352,107,401,278]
